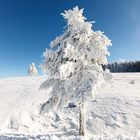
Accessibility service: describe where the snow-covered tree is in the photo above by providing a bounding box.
[40,6,112,135]
[28,63,38,76]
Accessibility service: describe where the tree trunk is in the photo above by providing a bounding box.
[79,101,85,136]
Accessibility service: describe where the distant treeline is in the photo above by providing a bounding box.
[103,61,140,72]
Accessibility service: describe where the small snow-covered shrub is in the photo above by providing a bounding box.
[28,63,38,76]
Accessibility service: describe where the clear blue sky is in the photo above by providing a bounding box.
[0,0,140,77]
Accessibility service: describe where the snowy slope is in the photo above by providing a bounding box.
[0,77,46,133]
[0,73,140,139]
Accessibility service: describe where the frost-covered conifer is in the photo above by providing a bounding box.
[28,63,38,76]
[40,6,112,135]
[40,6,111,101]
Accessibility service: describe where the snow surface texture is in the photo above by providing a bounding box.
[0,73,140,139]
